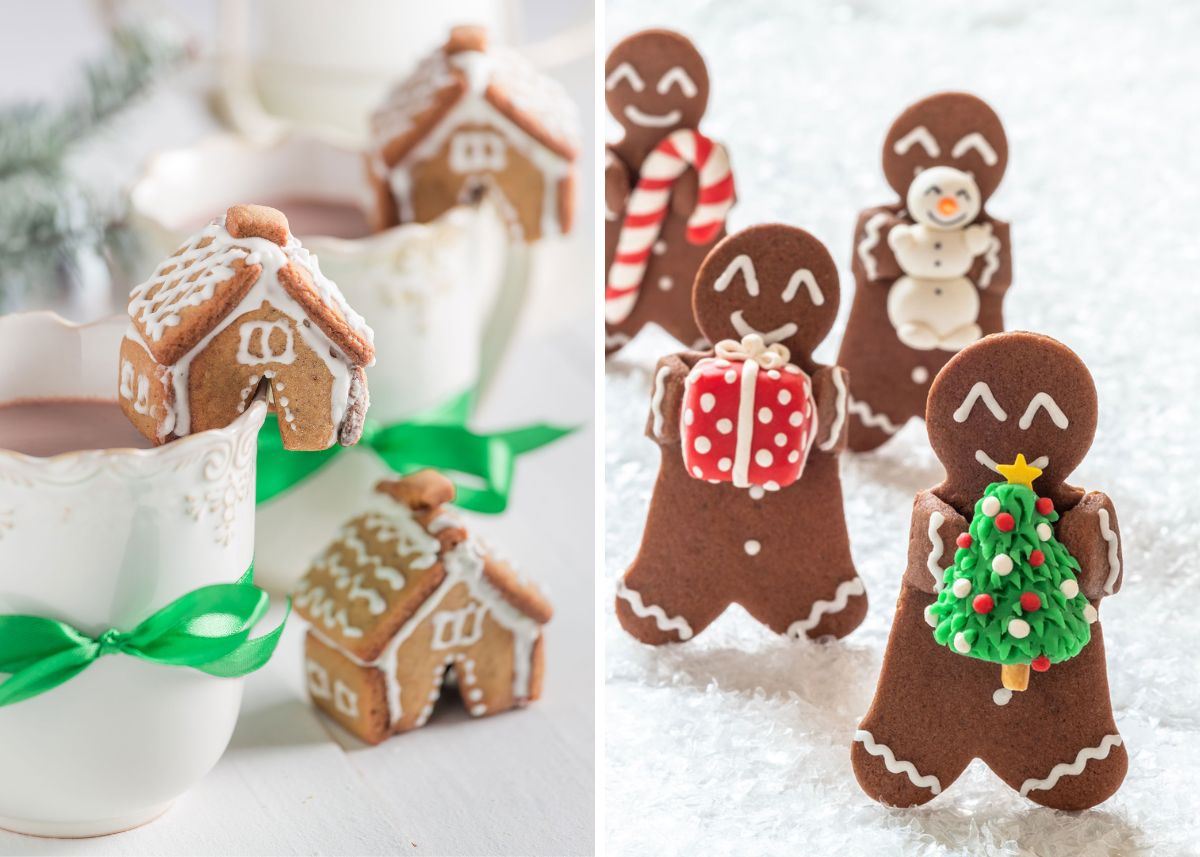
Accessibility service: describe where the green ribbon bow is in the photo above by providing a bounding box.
[255,389,574,513]
[0,567,287,708]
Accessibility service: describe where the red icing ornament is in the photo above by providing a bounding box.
[995,512,1015,533]
[1031,655,1051,672]
[956,533,973,549]
[972,594,994,614]
[681,348,816,488]
[1020,592,1041,611]
[1036,497,1054,515]
[1029,550,1045,567]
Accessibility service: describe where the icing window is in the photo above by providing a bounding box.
[431,603,488,650]
[449,131,507,173]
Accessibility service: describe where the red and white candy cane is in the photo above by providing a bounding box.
[605,129,735,325]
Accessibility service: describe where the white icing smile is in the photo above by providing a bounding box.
[925,209,969,228]
[624,105,683,127]
[975,450,1049,473]
[730,310,797,345]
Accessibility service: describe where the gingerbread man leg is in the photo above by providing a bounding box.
[734,464,867,640]
[982,625,1127,811]
[615,561,726,645]
[853,591,975,806]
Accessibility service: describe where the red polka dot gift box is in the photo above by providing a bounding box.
[680,334,817,489]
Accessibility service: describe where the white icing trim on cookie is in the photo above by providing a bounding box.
[605,61,645,92]
[787,577,865,637]
[1018,734,1123,796]
[818,368,848,452]
[893,126,941,158]
[951,132,999,166]
[656,66,697,97]
[927,511,946,592]
[714,254,758,296]
[847,396,901,435]
[978,233,1001,288]
[857,212,891,281]
[953,381,1007,423]
[650,365,671,438]
[731,358,759,488]
[854,729,943,794]
[616,581,694,640]
[1098,508,1121,595]
[1018,392,1069,430]
[782,268,822,305]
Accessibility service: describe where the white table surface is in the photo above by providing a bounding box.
[0,2,596,853]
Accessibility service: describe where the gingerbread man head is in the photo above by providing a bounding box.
[692,224,840,362]
[605,29,709,157]
[882,92,1008,206]
[927,332,1097,505]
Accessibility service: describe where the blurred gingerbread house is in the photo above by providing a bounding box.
[295,470,553,743]
[366,26,578,241]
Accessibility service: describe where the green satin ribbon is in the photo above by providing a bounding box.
[0,567,288,708]
[255,389,574,513]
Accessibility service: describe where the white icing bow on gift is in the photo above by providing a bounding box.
[714,334,792,369]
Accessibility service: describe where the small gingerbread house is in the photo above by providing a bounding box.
[295,470,552,743]
[119,204,375,451]
[366,26,578,242]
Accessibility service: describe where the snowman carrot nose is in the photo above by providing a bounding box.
[937,197,959,216]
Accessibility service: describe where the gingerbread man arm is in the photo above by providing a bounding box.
[812,365,850,455]
[1056,491,1124,600]
[853,206,904,282]
[643,353,698,445]
[968,217,1011,294]
[901,490,969,595]
[605,147,632,223]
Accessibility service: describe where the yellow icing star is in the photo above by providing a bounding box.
[997,454,1043,489]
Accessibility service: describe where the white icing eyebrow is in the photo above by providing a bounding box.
[782,268,823,305]
[605,62,645,92]
[893,126,941,158]
[953,381,1007,423]
[951,132,999,166]
[1019,392,1069,430]
[713,254,758,296]
[656,66,698,97]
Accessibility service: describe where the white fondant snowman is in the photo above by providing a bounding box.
[886,166,993,351]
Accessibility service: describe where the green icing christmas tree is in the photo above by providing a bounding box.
[927,455,1096,691]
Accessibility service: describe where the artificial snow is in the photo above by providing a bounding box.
[604,2,1200,854]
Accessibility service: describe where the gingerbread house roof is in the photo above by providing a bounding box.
[370,26,579,171]
[294,470,552,662]
[127,205,375,368]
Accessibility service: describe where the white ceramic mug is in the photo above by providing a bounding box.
[129,132,512,592]
[0,313,267,838]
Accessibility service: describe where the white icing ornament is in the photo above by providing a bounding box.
[992,554,1013,575]
[951,578,972,598]
[1008,618,1031,639]
[924,605,937,627]
[1084,604,1099,624]
[953,632,971,653]
[1037,523,1053,541]
[1060,579,1080,599]
[981,495,1002,517]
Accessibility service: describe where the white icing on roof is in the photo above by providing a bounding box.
[371,46,580,159]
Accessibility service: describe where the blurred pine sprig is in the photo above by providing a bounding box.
[0,21,190,311]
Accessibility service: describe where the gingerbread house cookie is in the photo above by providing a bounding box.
[366,25,579,242]
[294,470,552,743]
[119,204,375,451]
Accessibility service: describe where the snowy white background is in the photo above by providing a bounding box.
[604,2,1200,855]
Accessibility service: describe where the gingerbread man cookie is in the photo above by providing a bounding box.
[604,29,735,355]
[616,225,866,644]
[838,92,1012,450]
[852,332,1127,811]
